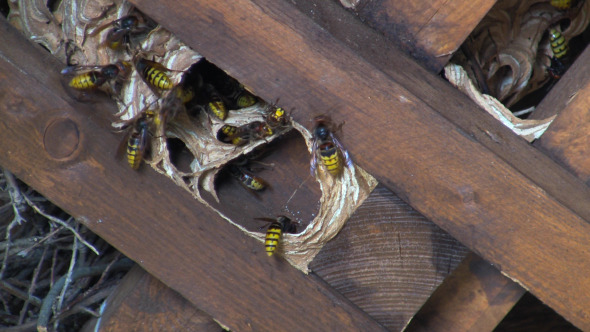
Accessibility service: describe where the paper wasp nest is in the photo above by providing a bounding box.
[7,0,377,272]
[447,0,589,141]
[455,0,589,107]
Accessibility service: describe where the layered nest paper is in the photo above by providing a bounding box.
[7,0,377,272]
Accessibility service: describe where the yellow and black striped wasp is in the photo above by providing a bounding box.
[255,216,297,256]
[310,115,352,178]
[233,88,257,109]
[217,121,273,146]
[217,124,242,145]
[222,81,257,109]
[229,164,269,193]
[224,150,272,197]
[205,84,228,120]
[116,109,157,170]
[264,102,290,130]
[547,27,569,80]
[89,15,150,50]
[61,61,132,96]
[135,57,176,94]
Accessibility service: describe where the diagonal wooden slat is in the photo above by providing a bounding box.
[405,253,525,332]
[535,50,590,181]
[82,265,223,332]
[0,18,386,332]
[349,0,496,72]
[125,0,590,329]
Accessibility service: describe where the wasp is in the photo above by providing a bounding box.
[205,84,228,120]
[116,110,156,170]
[550,0,574,9]
[89,15,149,50]
[217,125,240,144]
[61,61,132,91]
[229,164,269,192]
[224,83,256,108]
[265,103,290,129]
[546,28,570,81]
[135,57,175,93]
[234,89,258,108]
[256,216,297,256]
[310,115,353,178]
[217,121,273,146]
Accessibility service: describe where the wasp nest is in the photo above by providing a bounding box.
[458,0,589,106]
[448,0,589,141]
[8,0,377,272]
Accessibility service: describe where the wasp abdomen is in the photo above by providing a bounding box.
[136,58,173,91]
[550,29,568,59]
[265,223,283,256]
[319,143,342,176]
[69,71,101,89]
[127,134,142,170]
[241,174,266,191]
[207,100,227,120]
[144,67,172,90]
[235,92,257,108]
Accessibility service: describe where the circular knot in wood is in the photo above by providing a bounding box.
[43,118,80,160]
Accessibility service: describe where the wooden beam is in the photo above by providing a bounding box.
[82,266,222,332]
[535,49,590,183]
[405,253,525,332]
[311,185,469,331]
[349,0,496,72]
[126,0,590,329]
[0,18,386,332]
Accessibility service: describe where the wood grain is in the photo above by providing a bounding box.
[405,253,525,332]
[347,0,496,71]
[535,47,590,183]
[0,18,386,332]
[493,293,582,332]
[83,266,222,332]
[126,0,590,329]
[311,185,469,331]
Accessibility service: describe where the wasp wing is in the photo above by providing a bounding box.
[330,132,353,168]
[310,139,319,176]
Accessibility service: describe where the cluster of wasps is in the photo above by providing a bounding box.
[257,115,353,256]
[60,13,179,169]
[60,11,354,257]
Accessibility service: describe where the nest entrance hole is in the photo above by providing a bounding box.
[212,130,321,234]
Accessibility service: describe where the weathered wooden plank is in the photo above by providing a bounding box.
[126,0,590,329]
[342,0,496,71]
[535,50,590,182]
[493,293,582,332]
[0,18,387,332]
[311,185,469,331]
[82,266,222,332]
[405,253,525,332]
